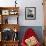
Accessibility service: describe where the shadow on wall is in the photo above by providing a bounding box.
[18,26,44,44]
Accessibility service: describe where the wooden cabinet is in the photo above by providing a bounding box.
[0,41,19,46]
[0,7,19,24]
[0,7,19,46]
[2,41,19,46]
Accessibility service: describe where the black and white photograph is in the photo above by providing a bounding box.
[25,7,36,20]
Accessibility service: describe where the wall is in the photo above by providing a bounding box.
[0,0,44,26]
[18,0,44,26]
[0,0,15,7]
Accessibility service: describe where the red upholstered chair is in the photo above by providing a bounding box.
[21,28,41,46]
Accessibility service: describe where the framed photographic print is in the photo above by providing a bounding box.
[2,10,9,15]
[25,7,36,20]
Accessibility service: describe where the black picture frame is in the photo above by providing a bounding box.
[25,7,36,20]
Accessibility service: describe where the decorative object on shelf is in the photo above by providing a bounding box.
[13,32,18,41]
[2,10,9,15]
[0,10,2,15]
[5,18,8,24]
[2,16,8,24]
[13,28,18,41]
[1,28,19,41]
[2,28,13,41]
[9,10,18,15]
[25,7,36,20]
[14,28,17,32]
[15,0,17,7]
